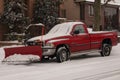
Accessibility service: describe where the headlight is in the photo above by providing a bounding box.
[45,43,54,47]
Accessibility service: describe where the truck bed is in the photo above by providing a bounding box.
[88,29,118,49]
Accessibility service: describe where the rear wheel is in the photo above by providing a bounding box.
[100,44,112,56]
[56,47,69,63]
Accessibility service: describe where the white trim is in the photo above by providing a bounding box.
[48,39,69,43]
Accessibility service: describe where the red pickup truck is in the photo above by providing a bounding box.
[26,22,118,62]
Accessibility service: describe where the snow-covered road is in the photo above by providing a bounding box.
[0,44,120,80]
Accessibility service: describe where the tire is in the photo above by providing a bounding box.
[56,47,69,63]
[100,44,112,57]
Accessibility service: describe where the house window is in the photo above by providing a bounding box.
[61,9,66,18]
[88,5,94,16]
[104,7,118,30]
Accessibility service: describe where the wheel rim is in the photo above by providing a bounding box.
[60,50,67,62]
[104,46,110,56]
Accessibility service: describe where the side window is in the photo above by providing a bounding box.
[73,25,85,34]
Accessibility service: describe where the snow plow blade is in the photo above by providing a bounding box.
[4,46,42,59]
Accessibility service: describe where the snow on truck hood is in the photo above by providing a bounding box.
[28,22,84,41]
[28,34,69,41]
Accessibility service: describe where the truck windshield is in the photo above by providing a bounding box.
[48,23,71,35]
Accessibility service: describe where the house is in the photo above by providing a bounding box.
[0,0,120,29]
[0,0,120,40]
[60,0,120,31]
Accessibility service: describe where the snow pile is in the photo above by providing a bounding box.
[3,54,40,62]
[0,45,40,64]
[0,48,5,63]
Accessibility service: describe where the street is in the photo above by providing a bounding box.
[0,44,120,80]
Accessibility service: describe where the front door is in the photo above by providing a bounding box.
[70,24,90,52]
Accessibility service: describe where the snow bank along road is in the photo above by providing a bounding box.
[0,44,120,80]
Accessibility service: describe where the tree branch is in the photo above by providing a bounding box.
[104,0,115,5]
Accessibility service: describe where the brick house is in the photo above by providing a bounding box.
[60,0,120,31]
[0,0,120,40]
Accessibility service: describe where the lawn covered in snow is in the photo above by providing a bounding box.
[0,44,120,80]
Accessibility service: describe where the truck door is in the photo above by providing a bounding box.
[70,24,90,52]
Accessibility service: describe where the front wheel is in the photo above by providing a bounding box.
[56,47,69,63]
[100,44,112,56]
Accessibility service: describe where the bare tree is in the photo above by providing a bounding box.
[93,0,115,31]
[104,0,115,5]
[93,0,101,31]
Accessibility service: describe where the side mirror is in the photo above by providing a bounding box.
[73,30,79,35]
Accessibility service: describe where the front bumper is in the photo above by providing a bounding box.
[42,47,56,56]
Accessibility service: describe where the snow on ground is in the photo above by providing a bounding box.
[0,44,120,80]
